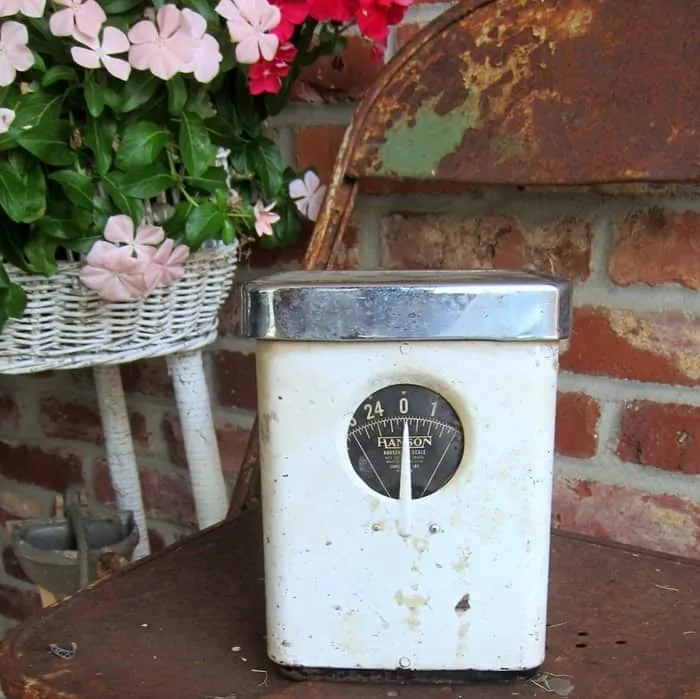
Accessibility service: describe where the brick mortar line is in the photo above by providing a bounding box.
[268,104,354,128]
[555,456,700,503]
[595,400,623,463]
[586,214,614,284]
[355,190,700,219]
[558,372,700,407]
[572,282,700,313]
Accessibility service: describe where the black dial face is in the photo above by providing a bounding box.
[347,383,465,500]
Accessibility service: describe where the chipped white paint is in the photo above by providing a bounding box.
[93,365,150,560]
[257,338,560,673]
[167,351,228,528]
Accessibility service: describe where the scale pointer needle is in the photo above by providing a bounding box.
[398,420,412,537]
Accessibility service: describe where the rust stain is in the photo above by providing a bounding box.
[258,411,278,442]
[455,594,471,613]
[347,0,700,185]
[395,589,431,630]
[452,550,470,573]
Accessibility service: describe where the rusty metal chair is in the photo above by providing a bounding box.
[1,1,699,697]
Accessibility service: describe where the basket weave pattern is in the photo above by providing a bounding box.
[0,242,238,374]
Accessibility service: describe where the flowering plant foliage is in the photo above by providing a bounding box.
[0,0,410,318]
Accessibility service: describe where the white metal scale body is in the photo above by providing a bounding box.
[243,270,572,679]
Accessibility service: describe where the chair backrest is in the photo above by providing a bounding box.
[305,0,700,269]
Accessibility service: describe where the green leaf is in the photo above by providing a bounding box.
[179,111,214,177]
[49,170,94,211]
[116,121,169,170]
[24,164,47,222]
[246,137,284,197]
[84,76,105,117]
[24,234,58,276]
[167,75,188,116]
[84,116,114,175]
[0,268,28,325]
[180,0,218,22]
[184,167,227,193]
[117,73,158,113]
[0,162,46,223]
[12,91,63,130]
[100,0,143,12]
[109,163,174,198]
[162,200,193,241]
[271,197,301,246]
[230,147,252,177]
[204,115,245,151]
[91,193,112,232]
[0,166,27,222]
[41,66,78,87]
[102,173,145,221]
[64,235,100,255]
[17,122,75,166]
[36,216,81,240]
[6,280,27,318]
[221,218,236,244]
[184,203,226,250]
[0,220,31,271]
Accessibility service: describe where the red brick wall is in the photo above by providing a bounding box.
[2,1,700,630]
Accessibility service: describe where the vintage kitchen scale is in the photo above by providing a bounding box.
[242,268,572,682]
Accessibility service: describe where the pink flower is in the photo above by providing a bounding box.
[143,238,190,291]
[0,21,33,87]
[103,214,164,257]
[128,4,195,80]
[80,241,148,302]
[0,0,45,19]
[49,0,105,38]
[215,0,280,64]
[71,26,131,80]
[179,8,222,83]
[0,106,14,133]
[289,170,326,222]
[253,200,280,237]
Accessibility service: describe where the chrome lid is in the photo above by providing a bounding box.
[241,270,572,342]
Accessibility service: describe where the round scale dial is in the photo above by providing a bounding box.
[347,384,465,499]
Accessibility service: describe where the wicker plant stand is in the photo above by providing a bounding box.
[1,241,239,559]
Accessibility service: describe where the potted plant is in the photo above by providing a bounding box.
[0,0,411,370]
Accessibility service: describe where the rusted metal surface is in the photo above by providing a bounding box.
[1,508,699,699]
[346,0,700,185]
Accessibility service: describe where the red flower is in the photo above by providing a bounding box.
[356,0,406,42]
[307,0,358,22]
[248,42,297,94]
[248,59,291,94]
[270,0,309,41]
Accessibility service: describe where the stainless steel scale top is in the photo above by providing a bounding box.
[241,270,573,342]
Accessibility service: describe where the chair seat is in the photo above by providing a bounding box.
[1,508,698,699]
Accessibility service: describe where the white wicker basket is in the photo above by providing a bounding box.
[0,241,238,374]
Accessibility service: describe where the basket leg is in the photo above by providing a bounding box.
[93,364,151,560]
[166,350,228,529]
